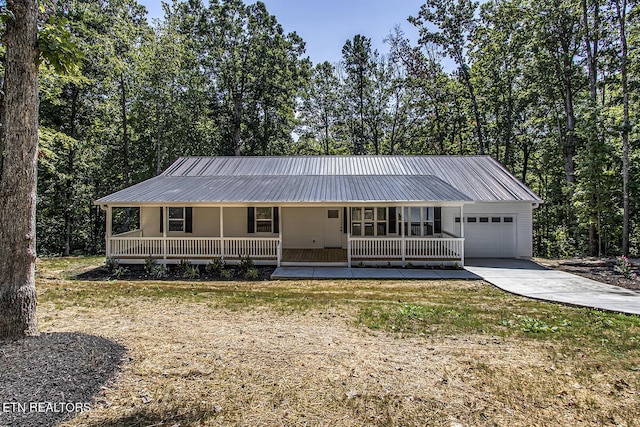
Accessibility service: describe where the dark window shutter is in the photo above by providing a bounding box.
[160,207,164,233]
[434,207,442,233]
[273,207,279,233]
[185,207,193,233]
[389,207,397,234]
[247,207,255,233]
[343,207,347,234]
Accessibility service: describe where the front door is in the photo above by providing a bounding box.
[324,208,342,248]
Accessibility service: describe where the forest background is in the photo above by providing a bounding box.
[13,0,638,258]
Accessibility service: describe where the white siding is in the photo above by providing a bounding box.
[455,202,534,258]
[140,207,220,237]
[282,207,325,249]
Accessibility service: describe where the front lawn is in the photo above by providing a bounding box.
[22,258,640,425]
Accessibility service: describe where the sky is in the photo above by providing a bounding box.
[139,0,426,66]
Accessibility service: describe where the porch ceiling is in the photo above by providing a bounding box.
[95,175,472,205]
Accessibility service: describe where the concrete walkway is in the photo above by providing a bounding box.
[271,267,480,280]
[465,259,640,316]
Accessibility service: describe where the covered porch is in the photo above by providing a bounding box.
[103,204,467,267]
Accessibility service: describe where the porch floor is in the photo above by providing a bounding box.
[282,249,347,263]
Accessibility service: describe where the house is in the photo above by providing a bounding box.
[95,156,541,267]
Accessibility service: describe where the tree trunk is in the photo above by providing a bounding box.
[63,87,79,257]
[233,94,242,156]
[0,0,40,339]
[615,0,630,256]
[119,73,131,233]
[582,0,600,256]
[460,65,484,155]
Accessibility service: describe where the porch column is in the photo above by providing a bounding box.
[220,206,224,260]
[460,204,465,267]
[347,206,352,267]
[105,206,112,258]
[277,206,282,267]
[162,206,167,264]
[400,206,406,265]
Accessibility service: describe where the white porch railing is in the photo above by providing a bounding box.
[350,237,464,263]
[107,237,279,260]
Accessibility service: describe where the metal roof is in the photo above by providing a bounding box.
[96,156,541,204]
[96,175,472,204]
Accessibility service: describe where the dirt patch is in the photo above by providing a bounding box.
[535,257,640,290]
[33,298,640,427]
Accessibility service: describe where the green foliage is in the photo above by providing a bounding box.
[144,257,166,279]
[205,257,226,275]
[37,15,83,74]
[614,256,637,280]
[105,257,119,273]
[177,259,199,279]
[502,316,559,334]
[245,268,260,280]
[237,255,254,275]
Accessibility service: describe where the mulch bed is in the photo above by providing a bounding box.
[535,257,640,291]
[0,333,126,427]
[76,264,275,282]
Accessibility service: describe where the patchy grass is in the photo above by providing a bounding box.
[30,257,640,426]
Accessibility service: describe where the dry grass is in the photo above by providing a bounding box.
[32,257,640,426]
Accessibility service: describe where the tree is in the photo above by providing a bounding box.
[613,0,631,256]
[410,0,485,154]
[0,0,40,338]
[341,35,373,154]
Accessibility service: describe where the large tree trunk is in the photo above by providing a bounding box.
[0,0,40,339]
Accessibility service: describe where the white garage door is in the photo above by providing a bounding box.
[462,215,517,258]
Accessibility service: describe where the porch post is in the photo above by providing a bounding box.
[105,205,112,258]
[277,206,282,267]
[162,206,167,264]
[400,206,406,265]
[220,206,224,260]
[460,204,465,267]
[347,206,352,267]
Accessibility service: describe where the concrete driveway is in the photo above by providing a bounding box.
[465,259,640,315]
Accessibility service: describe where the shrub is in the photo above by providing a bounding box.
[112,265,128,279]
[178,259,199,279]
[144,256,166,278]
[105,257,120,273]
[245,267,260,280]
[614,256,637,280]
[220,269,232,279]
[206,257,226,274]
[237,255,254,274]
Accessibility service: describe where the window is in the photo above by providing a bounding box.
[400,207,436,236]
[467,217,477,223]
[503,216,514,223]
[256,207,273,232]
[479,217,489,223]
[327,209,339,218]
[351,207,387,236]
[168,207,185,231]
[491,217,501,223]
[455,217,461,223]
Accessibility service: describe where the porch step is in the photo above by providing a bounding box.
[280,261,349,267]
